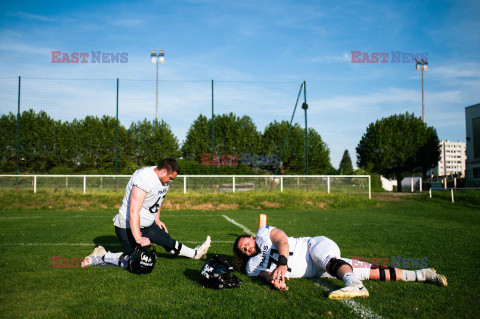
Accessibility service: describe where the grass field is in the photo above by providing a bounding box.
[0,196,479,318]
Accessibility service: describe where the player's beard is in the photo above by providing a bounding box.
[252,243,261,257]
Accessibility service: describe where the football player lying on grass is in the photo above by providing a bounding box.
[233,225,447,299]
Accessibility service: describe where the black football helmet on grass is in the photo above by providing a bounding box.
[200,255,242,289]
[128,244,156,274]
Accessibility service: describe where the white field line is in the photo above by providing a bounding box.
[222,215,255,236]
[0,240,233,247]
[0,214,222,220]
[222,215,384,319]
[312,279,384,319]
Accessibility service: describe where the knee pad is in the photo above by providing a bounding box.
[326,258,351,277]
[371,264,396,281]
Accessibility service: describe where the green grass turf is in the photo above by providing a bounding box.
[0,199,479,318]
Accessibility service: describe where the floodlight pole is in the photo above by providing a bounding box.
[156,60,158,121]
[150,50,165,121]
[415,58,428,123]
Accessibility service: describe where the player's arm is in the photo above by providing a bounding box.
[270,228,289,281]
[154,205,168,233]
[258,271,289,291]
[129,186,150,246]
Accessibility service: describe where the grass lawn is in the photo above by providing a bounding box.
[0,197,478,318]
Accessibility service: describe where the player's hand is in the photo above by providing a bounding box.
[155,220,168,233]
[137,236,151,247]
[272,265,288,282]
[271,277,289,291]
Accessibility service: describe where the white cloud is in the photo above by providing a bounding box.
[10,11,57,22]
[309,52,350,63]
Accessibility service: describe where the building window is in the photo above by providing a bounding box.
[474,117,480,159]
[473,167,480,179]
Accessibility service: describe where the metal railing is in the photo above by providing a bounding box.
[0,174,371,198]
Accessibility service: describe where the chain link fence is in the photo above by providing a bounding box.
[1,77,315,177]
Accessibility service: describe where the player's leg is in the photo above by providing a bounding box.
[369,265,447,286]
[341,256,447,286]
[90,226,134,268]
[81,245,107,268]
[308,236,368,299]
[143,223,211,260]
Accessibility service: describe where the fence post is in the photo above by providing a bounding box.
[184,176,186,194]
[411,178,414,192]
[327,176,330,194]
[429,188,432,198]
[451,189,454,203]
[420,178,422,192]
[454,177,457,189]
[281,176,283,192]
[368,175,371,199]
[34,176,37,193]
[83,176,86,194]
[233,176,235,193]
[444,178,447,189]
[16,76,21,190]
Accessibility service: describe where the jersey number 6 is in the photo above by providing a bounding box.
[149,195,165,214]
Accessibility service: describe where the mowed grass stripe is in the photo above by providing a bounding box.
[0,240,234,246]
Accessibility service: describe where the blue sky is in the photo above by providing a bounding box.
[0,0,479,168]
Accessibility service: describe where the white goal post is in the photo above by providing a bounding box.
[0,174,371,198]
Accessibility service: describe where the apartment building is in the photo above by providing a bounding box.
[429,140,466,177]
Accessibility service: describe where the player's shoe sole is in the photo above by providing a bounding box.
[81,246,107,268]
[424,268,448,287]
[193,236,211,260]
[328,282,369,300]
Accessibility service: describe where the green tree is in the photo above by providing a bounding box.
[262,121,304,173]
[356,112,440,191]
[339,149,354,175]
[415,126,441,178]
[262,121,331,174]
[0,112,17,172]
[129,119,180,167]
[74,115,116,172]
[14,109,60,173]
[181,113,262,163]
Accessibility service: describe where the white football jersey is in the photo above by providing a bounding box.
[113,166,169,229]
[245,225,317,278]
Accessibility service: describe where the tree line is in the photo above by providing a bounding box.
[1,110,441,191]
[0,110,332,175]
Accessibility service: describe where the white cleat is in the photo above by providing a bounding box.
[328,280,369,300]
[423,268,448,286]
[81,246,107,268]
[193,236,211,260]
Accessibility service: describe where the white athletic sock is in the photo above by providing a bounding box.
[342,258,371,281]
[342,273,359,286]
[402,270,425,281]
[179,245,196,258]
[170,241,196,258]
[104,252,129,268]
